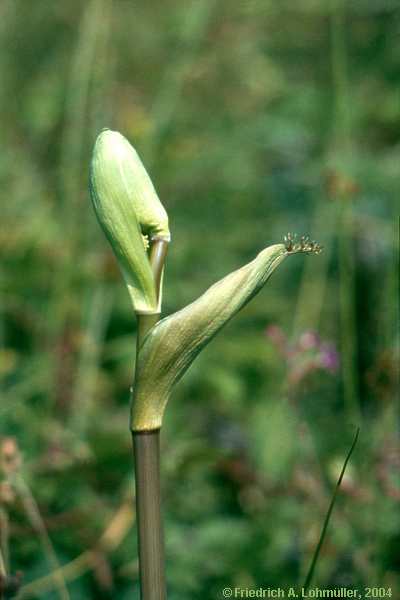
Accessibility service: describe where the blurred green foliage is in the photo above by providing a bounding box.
[0,1,398,598]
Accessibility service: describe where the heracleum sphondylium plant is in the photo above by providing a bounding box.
[89,129,321,600]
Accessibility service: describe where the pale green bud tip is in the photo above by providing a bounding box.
[90,129,159,314]
[94,129,170,241]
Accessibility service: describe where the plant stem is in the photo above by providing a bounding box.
[136,313,160,350]
[136,239,169,349]
[133,237,169,599]
[149,239,169,303]
[132,430,166,600]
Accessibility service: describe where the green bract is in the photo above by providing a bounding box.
[131,244,287,431]
[90,129,169,313]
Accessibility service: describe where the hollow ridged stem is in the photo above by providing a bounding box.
[135,239,169,348]
[136,313,160,350]
[149,239,169,303]
[132,431,166,600]
[133,238,169,600]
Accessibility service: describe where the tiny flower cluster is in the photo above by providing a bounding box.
[266,326,339,385]
[283,233,323,255]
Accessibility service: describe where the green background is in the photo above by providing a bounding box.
[1,1,398,598]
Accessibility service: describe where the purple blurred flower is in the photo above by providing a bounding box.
[318,343,340,373]
[298,330,320,351]
[265,324,340,384]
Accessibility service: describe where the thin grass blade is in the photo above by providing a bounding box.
[303,427,360,590]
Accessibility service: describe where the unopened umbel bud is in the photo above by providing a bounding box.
[96,130,170,241]
[90,129,169,314]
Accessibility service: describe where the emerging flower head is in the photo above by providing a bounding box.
[283,233,323,255]
[89,129,170,314]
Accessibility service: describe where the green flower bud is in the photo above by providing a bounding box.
[90,129,164,313]
[98,129,170,241]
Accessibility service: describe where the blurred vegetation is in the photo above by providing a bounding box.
[0,0,399,598]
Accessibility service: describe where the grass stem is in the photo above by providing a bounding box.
[303,427,360,590]
[14,476,70,600]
